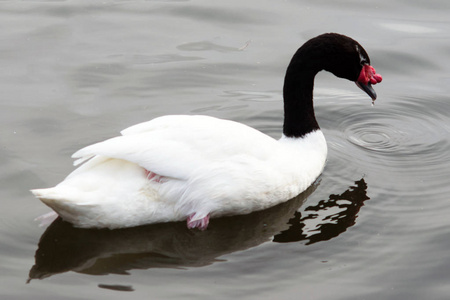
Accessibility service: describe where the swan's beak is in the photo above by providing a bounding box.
[356,81,377,100]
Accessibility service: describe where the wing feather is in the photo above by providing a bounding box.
[72,115,278,181]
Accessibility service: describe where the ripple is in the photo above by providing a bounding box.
[333,98,450,166]
[320,95,450,201]
[346,121,408,154]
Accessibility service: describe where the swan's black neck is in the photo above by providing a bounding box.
[282,57,321,138]
[282,33,368,138]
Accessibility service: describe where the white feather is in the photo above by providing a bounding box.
[31,115,327,229]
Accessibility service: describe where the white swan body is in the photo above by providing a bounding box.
[32,33,382,230]
[32,115,327,229]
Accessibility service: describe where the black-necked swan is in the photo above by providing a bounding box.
[31,33,382,230]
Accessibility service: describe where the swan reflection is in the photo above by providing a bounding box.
[29,179,368,280]
[274,178,369,244]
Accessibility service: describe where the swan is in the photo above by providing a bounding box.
[31,33,382,230]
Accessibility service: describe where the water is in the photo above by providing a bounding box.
[1,1,450,299]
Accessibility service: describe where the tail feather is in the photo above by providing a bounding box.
[31,188,64,201]
[30,188,94,226]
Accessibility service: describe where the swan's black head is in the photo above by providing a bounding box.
[289,33,382,100]
[283,33,382,137]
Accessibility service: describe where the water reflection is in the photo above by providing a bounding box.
[274,178,369,244]
[28,179,368,281]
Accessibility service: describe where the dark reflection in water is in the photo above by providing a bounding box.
[28,179,368,281]
[98,284,134,292]
[274,178,369,244]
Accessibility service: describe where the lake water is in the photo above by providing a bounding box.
[1,1,450,299]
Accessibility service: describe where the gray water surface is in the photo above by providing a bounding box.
[1,1,450,299]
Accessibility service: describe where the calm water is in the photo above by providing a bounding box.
[1,1,450,299]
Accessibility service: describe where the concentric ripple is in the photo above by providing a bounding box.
[342,99,448,157]
[320,95,450,191]
[346,120,409,154]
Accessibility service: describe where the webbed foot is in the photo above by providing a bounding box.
[187,213,210,231]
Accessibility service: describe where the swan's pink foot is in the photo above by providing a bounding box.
[144,169,164,183]
[187,213,210,231]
